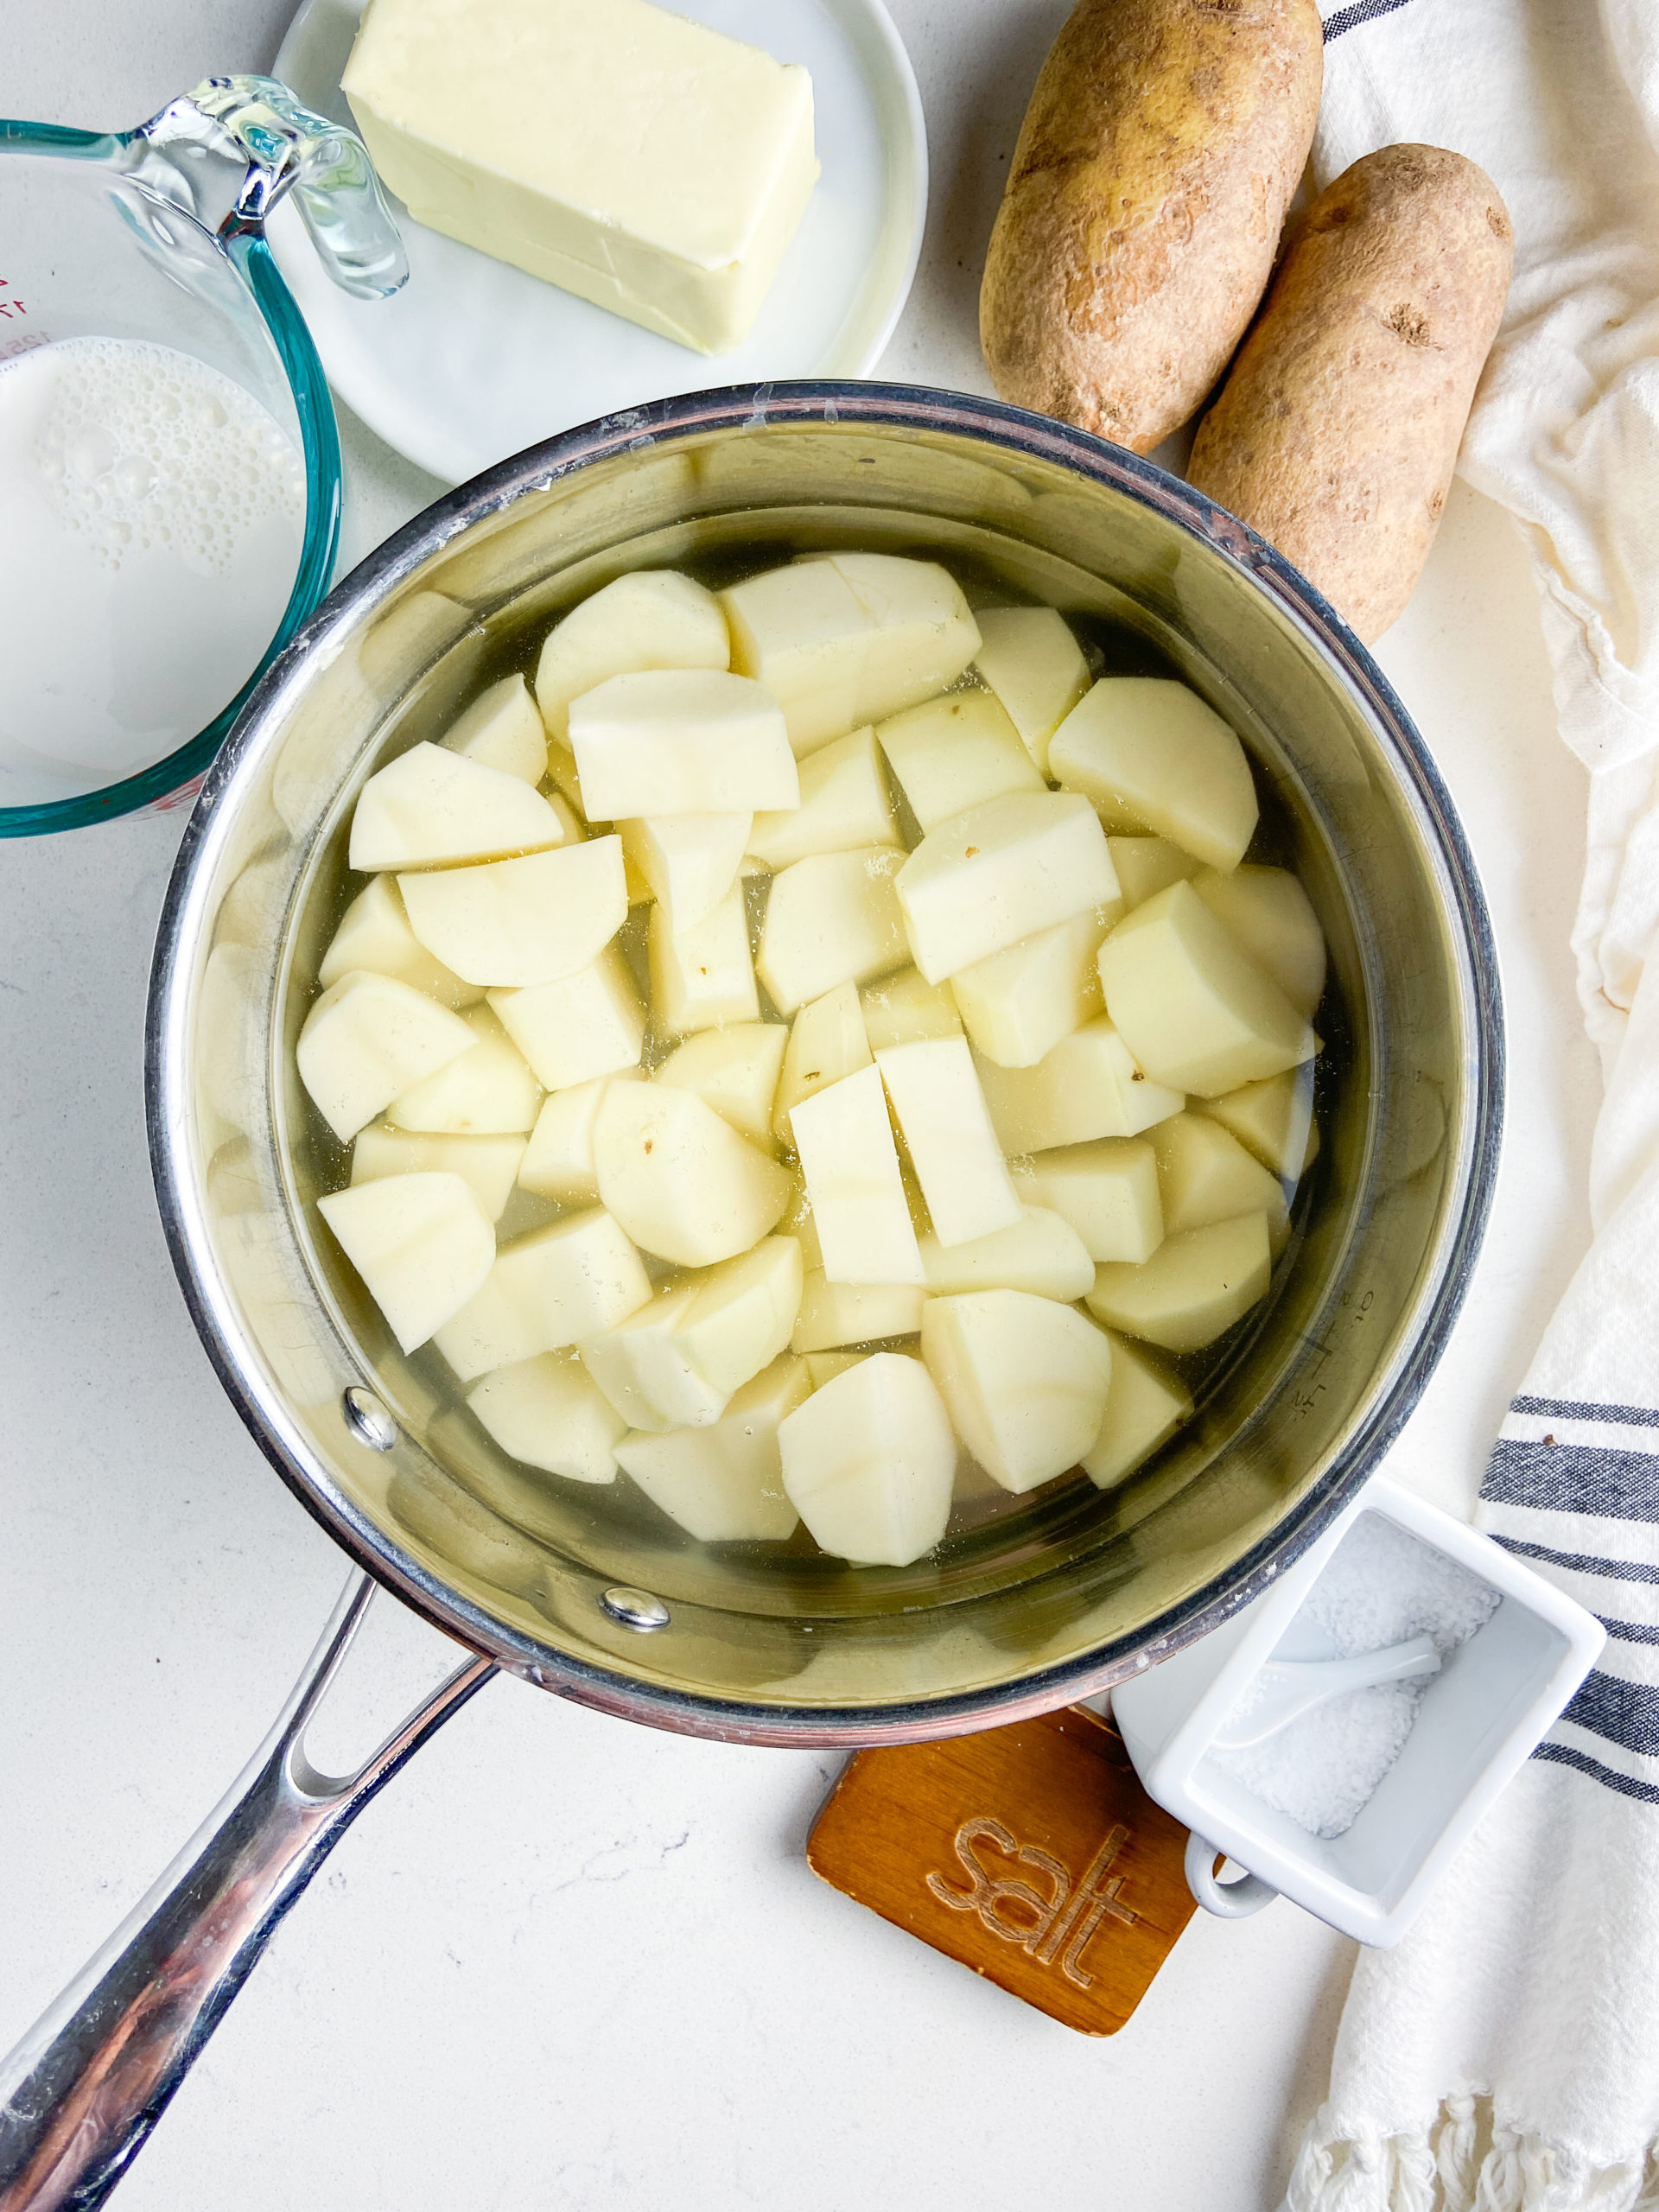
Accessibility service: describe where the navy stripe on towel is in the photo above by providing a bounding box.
[1490,1535,1659,1586]
[1605,1617,1659,1645]
[1561,1671,1659,1759]
[1535,1740,1659,1806]
[1512,1395,1659,1431]
[1323,0,1417,39]
[1483,1439,1659,1522]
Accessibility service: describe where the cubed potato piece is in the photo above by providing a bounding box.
[923,1290,1113,1494]
[594,1082,792,1266]
[747,726,900,868]
[317,1171,494,1353]
[1085,1213,1272,1353]
[779,1351,957,1565]
[831,554,982,731]
[619,813,751,931]
[757,848,907,1015]
[772,980,871,1145]
[568,670,798,819]
[805,1350,865,1387]
[859,967,963,1050]
[648,883,760,1035]
[467,1351,626,1483]
[586,1236,804,1432]
[517,1073,639,1202]
[970,606,1090,775]
[1191,866,1326,1017]
[1152,1112,1289,1249]
[876,1037,1021,1248]
[790,1064,924,1287]
[948,906,1116,1068]
[352,1125,527,1221]
[434,1207,652,1380]
[579,1282,728,1432]
[655,1022,787,1153]
[975,1019,1184,1153]
[1012,1139,1163,1263]
[442,674,548,785]
[618,1356,810,1541]
[297,970,477,1144]
[1109,836,1199,911]
[917,1205,1094,1302]
[385,1004,542,1135]
[319,875,482,1010]
[1198,1066,1317,1183]
[349,742,566,870]
[1080,1333,1193,1490]
[489,945,645,1092]
[876,689,1044,834]
[791,1271,925,1352]
[399,836,627,988]
[895,792,1118,983]
[535,570,730,741]
[1049,678,1259,871]
[1096,881,1316,1096]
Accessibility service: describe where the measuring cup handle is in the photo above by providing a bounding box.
[1184,1832,1278,1920]
[0,1573,493,2212]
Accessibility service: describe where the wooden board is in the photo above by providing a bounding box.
[806,1707,1198,2036]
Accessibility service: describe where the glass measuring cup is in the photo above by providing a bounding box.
[0,74,405,836]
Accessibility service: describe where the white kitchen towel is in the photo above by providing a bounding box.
[1287,3,1659,2206]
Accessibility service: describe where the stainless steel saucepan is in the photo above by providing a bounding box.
[0,385,1503,2209]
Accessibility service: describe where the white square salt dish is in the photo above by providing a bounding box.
[1111,1474,1606,1946]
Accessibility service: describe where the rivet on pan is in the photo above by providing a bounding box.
[601,1586,671,1631]
[341,1386,397,1452]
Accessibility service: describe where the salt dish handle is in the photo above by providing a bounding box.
[1184,1831,1278,1919]
[0,1573,494,2212]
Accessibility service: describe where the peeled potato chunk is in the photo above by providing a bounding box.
[923,1290,1113,1494]
[442,673,548,785]
[489,946,645,1092]
[877,689,1043,835]
[835,554,983,728]
[1198,1066,1316,1183]
[1191,866,1326,1017]
[895,792,1119,984]
[297,970,476,1144]
[1049,678,1258,872]
[318,1171,494,1353]
[655,1022,786,1153]
[434,1207,652,1381]
[757,848,907,1016]
[584,1236,804,1431]
[772,979,871,1146]
[1081,1333,1193,1490]
[1109,836,1199,912]
[648,882,760,1035]
[779,1352,957,1566]
[1013,1139,1163,1263]
[860,967,962,1050]
[352,1125,526,1222]
[399,836,626,989]
[876,1037,1020,1249]
[569,669,798,819]
[791,1270,926,1352]
[386,1004,542,1135]
[1097,881,1316,1096]
[747,726,899,868]
[949,906,1116,1069]
[1152,1112,1289,1249]
[349,742,566,871]
[535,569,730,741]
[970,606,1090,776]
[517,1074,638,1204]
[320,875,481,1010]
[467,1351,626,1483]
[580,1282,729,1431]
[594,1082,792,1267]
[620,813,750,931]
[974,1019,1184,1154]
[918,1205,1093,1302]
[1086,1212,1272,1353]
[791,1064,925,1287]
[618,1356,810,1541]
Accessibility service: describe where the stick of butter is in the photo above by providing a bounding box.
[342,0,820,354]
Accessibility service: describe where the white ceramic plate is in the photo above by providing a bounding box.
[270,0,927,485]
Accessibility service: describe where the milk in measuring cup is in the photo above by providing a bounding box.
[0,335,306,807]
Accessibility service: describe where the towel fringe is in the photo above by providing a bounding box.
[1289,2101,1659,2212]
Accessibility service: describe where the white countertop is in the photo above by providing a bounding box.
[0,7,1604,2208]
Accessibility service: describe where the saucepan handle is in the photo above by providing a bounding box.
[0,1573,494,2211]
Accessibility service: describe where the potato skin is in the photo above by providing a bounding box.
[979,0,1323,454]
[1187,145,1514,641]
